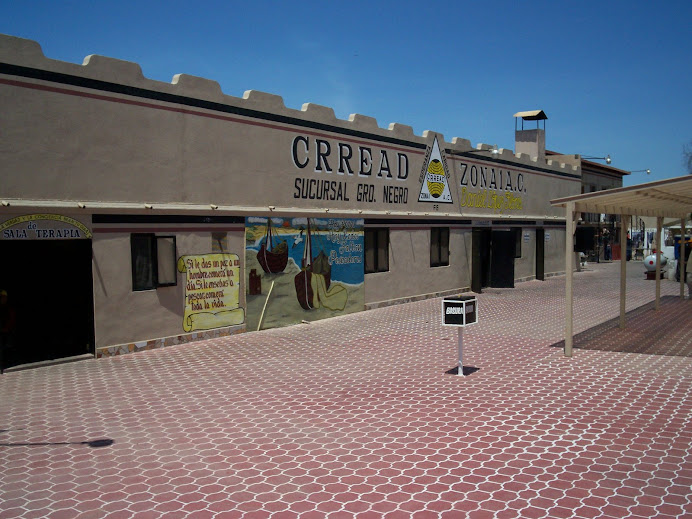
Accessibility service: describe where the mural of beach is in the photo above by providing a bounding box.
[245,217,365,331]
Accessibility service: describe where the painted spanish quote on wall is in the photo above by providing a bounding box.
[245,217,365,331]
[177,253,245,332]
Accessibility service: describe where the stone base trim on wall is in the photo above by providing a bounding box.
[96,325,246,359]
[516,271,566,283]
[97,272,567,358]
[365,287,472,311]
[365,271,566,310]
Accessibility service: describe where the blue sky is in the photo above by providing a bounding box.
[2,0,691,185]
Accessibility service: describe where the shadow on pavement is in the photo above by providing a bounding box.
[551,296,692,357]
[445,366,481,376]
[0,429,114,449]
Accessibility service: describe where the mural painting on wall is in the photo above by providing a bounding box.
[245,217,364,330]
[177,253,245,332]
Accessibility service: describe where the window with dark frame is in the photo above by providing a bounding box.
[131,234,178,291]
[365,228,389,273]
[430,227,450,267]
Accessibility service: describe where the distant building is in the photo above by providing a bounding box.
[545,151,632,261]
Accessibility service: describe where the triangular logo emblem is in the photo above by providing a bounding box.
[418,136,453,203]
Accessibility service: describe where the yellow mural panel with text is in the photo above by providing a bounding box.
[177,253,244,332]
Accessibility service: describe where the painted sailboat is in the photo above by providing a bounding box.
[257,218,288,274]
[294,219,347,311]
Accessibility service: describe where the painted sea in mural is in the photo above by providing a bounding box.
[245,217,365,331]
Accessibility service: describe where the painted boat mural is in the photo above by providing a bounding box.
[294,219,346,311]
[256,217,288,274]
[245,217,365,331]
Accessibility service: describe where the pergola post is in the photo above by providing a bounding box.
[565,202,575,357]
[655,217,663,310]
[619,215,628,328]
[681,218,687,299]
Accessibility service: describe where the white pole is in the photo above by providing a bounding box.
[458,328,464,376]
[257,280,275,331]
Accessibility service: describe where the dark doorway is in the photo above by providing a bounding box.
[472,228,491,293]
[536,228,545,281]
[0,240,95,369]
[490,230,515,288]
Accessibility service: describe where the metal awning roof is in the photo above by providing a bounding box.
[513,110,547,121]
[551,175,692,218]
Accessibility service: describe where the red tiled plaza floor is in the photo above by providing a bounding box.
[1,261,691,518]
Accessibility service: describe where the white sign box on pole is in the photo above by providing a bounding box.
[441,296,479,376]
[442,296,478,327]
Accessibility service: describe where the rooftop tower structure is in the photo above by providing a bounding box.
[514,110,548,161]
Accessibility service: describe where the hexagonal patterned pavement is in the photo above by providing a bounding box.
[1,261,691,518]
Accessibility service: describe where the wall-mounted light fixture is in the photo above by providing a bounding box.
[582,154,612,164]
[210,204,218,210]
[77,202,86,209]
[1,201,10,207]
[144,204,153,209]
[268,206,275,211]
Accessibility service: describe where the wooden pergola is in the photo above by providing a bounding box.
[551,175,692,357]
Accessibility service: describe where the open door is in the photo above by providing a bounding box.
[490,230,515,288]
[0,239,95,369]
[472,228,491,293]
[536,228,545,281]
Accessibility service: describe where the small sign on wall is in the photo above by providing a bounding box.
[524,232,531,242]
[0,214,92,239]
[545,232,551,242]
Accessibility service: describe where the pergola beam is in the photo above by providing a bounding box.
[643,189,692,205]
[573,203,688,219]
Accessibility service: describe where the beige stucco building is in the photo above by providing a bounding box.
[0,34,581,368]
